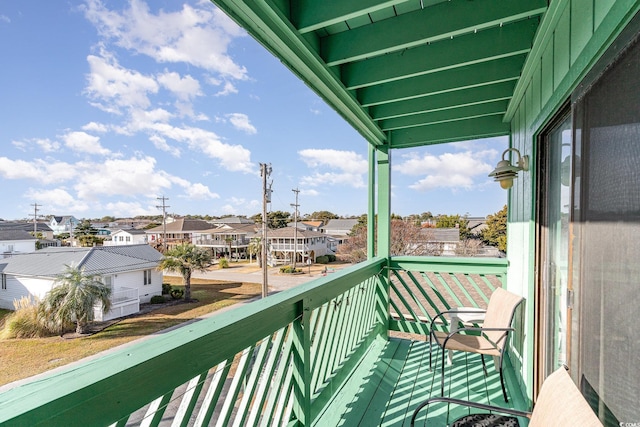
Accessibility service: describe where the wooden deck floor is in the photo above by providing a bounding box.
[317,337,529,426]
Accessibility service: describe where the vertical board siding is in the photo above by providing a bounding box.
[554,3,572,90]
[571,0,594,65]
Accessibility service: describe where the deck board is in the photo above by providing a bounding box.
[320,337,528,426]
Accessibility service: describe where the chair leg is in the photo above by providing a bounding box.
[440,345,446,396]
[429,332,433,371]
[499,365,509,403]
[481,354,488,377]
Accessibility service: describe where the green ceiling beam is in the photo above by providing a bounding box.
[343,20,538,89]
[389,115,511,149]
[359,54,526,107]
[211,0,387,146]
[321,0,547,66]
[379,100,509,131]
[293,0,406,34]
[371,81,516,121]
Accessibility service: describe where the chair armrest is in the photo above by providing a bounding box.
[441,326,515,349]
[428,309,486,331]
[410,396,531,426]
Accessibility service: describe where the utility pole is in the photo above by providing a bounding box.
[156,196,170,252]
[30,203,41,235]
[291,188,299,269]
[260,163,272,298]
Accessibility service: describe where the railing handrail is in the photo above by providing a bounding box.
[0,257,386,426]
[389,256,508,274]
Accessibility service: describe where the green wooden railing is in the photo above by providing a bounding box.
[387,256,508,335]
[0,256,507,426]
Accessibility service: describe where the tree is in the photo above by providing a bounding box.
[251,211,291,229]
[306,211,339,223]
[435,214,471,239]
[39,265,112,335]
[482,205,507,252]
[158,243,212,301]
[337,218,441,262]
[74,220,98,236]
[248,237,262,267]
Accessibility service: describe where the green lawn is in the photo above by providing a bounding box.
[0,277,260,386]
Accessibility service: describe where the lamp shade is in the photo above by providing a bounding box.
[488,148,529,189]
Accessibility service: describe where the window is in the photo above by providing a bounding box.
[1,274,6,290]
[143,269,152,285]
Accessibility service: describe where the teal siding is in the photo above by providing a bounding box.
[505,0,640,402]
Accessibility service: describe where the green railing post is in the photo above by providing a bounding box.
[291,298,312,425]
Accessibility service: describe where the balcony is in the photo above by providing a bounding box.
[0,256,527,426]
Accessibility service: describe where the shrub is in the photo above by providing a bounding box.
[161,283,172,295]
[218,258,229,269]
[279,265,302,274]
[1,297,56,339]
[327,254,337,262]
[150,295,166,304]
[316,255,329,264]
[170,288,184,300]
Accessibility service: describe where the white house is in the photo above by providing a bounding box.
[0,245,163,321]
[105,229,149,246]
[0,230,37,259]
[264,227,334,266]
[48,215,80,236]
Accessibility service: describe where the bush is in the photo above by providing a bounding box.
[170,288,184,300]
[279,265,302,274]
[218,258,229,269]
[161,283,172,295]
[316,255,329,264]
[150,295,166,304]
[1,297,56,339]
[327,254,337,262]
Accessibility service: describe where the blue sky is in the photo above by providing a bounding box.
[0,0,507,221]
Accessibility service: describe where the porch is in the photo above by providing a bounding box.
[94,287,140,322]
[0,256,528,426]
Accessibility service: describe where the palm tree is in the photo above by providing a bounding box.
[158,243,212,301]
[248,237,262,267]
[39,265,112,335]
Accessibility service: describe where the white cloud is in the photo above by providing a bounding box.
[82,0,248,79]
[136,122,254,173]
[298,149,368,189]
[149,135,181,157]
[24,187,90,213]
[227,113,257,134]
[63,131,111,155]
[82,122,109,133]
[157,70,202,101]
[0,157,78,184]
[397,150,496,191]
[104,200,158,217]
[0,15,10,24]
[73,156,173,199]
[85,50,159,113]
[12,138,60,153]
[181,182,219,200]
[215,81,238,96]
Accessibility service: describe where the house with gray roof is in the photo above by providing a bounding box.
[0,245,163,321]
[105,228,149,246]
[0,230,37,259]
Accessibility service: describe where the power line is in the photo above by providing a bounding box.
[156,196,170,252]
[29,203,41,235]
[291,188,299,269]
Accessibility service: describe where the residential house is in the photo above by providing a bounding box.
[145,218,214,250]
[0,245,163,321]
[264,227,333,266]
[48,215,80,236]
[322,218,359,252]
[0,230,37,259]
[211,216,254,226]
[0,221,55,240]
[193,223,258,259]
[3,2,640,425]
[288,220,323,232]
[105,229,149,246]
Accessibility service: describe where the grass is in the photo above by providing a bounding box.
[0,277,260,387]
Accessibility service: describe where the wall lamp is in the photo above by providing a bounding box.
[488,148,529,190]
